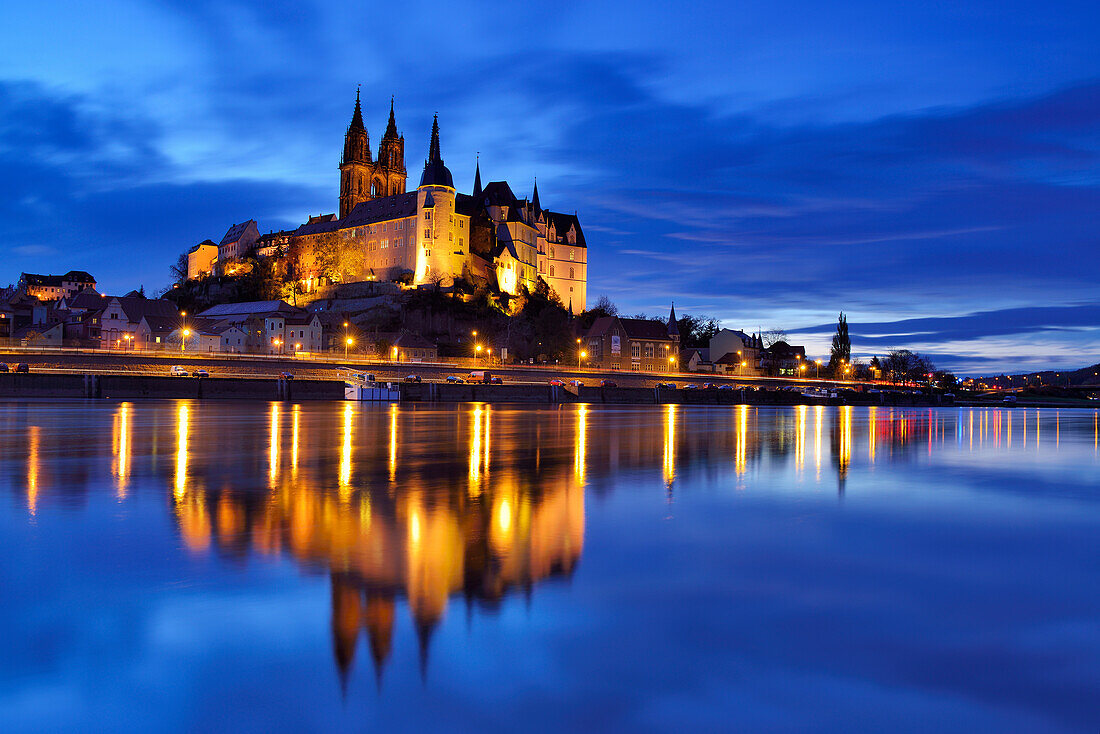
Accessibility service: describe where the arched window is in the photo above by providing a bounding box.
[373,179,385,197]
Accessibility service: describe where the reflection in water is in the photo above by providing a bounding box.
[113,403,131,498]
[174,402,189,499]
[9,403,1100,693]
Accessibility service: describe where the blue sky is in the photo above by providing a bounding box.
[1,0,1098,373]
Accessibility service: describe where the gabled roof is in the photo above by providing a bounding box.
[544,211,586,247]
[587,316,674,341]
[683,347,710,362]
[480,181,516,206]
[715,352,746,365]
[219,220,256,246]
[188,239,218,253]
[764,341,806,357]
[293,192,418,236]
[140,314,180,334]
[109,296,179,324]
[60,290,106,311]
[393,332,436,349]
[197,300,298,317]
[63,270,96,283]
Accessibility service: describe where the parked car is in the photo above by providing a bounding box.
[490,376,503,384]
[0,363,8,373]
[15,363,29,373]
[1003,394,1017,405]
[656,382,677,389]
[568,379,584,387]
[717,384,735,390]
[193,369,209,378]
[446,375,465,383]
[548,379,565,386]
[682,383,699,390]
[599,379,617,388]
[170,365,188,377]
[404,374,422,383]
[279,371,295,380]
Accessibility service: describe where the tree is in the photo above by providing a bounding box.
[593,295,618,316]
[676,313,721,348]
[169,252,188,285]
[829,312,850,370]
[761,328,788,348]
[882,349,935,384]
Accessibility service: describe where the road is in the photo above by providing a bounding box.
[0,348,881,391]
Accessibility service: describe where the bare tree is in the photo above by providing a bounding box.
[169,252,188,284]
[761,328,789,348]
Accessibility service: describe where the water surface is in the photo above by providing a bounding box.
[1,402,1097,732]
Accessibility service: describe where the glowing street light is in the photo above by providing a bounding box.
[345,336,353,358]
[740,360,746,377]
[181,328,191,353]
[578,349,587,368]
[815,359,822,379]
[392,345,398,361]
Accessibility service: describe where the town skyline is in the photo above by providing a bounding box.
[1,1,1098,372]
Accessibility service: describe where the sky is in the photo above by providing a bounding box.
[0,0,1097,373]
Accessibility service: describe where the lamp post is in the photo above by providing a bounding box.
[579,349,586,368]
[345,337,353,358]
[669,355,676,372]
[123,334,133,351]
[815,359,821,379]
[274,338,282,355]
[740,360,746,377]
[181,329,191,354]
[392,346,398,362]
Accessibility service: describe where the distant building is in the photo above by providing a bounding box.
[218,220,260,268]
[761,341,807,376]
[584,305,680,372]
[195,300,324,354]
[187,240,219,280]
[709,329,762,376]
[18,271,96,301]
[99,296,180,348]
[681,347,712,372]
[390,332,438,362]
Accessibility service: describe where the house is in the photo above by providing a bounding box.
[187,240,219,280]
[217,220,260,270]
[195,300,321,354]
[584,305,680,372]
[391,332,438,362]
[681,348,712,373]
[709,329,762,376]
[18,271,97,301]
[99,296,180,349]
[761,341,807,376]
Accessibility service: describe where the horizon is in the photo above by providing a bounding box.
[1,1,1098,373]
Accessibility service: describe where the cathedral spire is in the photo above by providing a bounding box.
[350,87,365,131]
[428,114,441,165]
[383,96,399,140]
[473,154,482,197]
[532,177,541,211]
[667,302,679,337]
[418,114,453,188]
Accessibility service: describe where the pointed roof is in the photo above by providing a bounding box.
[350,88,364,131]
[472,156,483,197]
[419,114,453,188]
[383,96,399,140]
[531,178,541,211]
[667,303,679,336]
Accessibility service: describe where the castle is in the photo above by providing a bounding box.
[281,93,588,310]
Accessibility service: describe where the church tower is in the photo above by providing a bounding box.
[377,97,407,197]
[339,90,372,218]
[415,115,456,285]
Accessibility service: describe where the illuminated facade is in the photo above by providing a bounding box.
[289,95,588,309]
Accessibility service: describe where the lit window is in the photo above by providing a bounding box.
[570,249,575,261]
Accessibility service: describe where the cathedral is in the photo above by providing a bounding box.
[287,93,588,311]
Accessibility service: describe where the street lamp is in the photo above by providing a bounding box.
[274,338,282,355]
[815,359,821,378]
[123,334,133,350]
[579,349,586,368]
[345,336,353,358]
[740,360,746,377]
[392,346,398,361]
[669,355,676,371]
[181,329,191,354]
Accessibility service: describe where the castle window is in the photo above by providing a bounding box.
[645,344,654,359]
[425,230,431,239]
[449,232,453,241]
[570,249,575,261]
[549,247,555,258]
[449,215,453,223]
[569,267,575,279]
[424,212,431,220]
[549,265,555,277]
[458,238,464,248]
[631,343,641,359]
